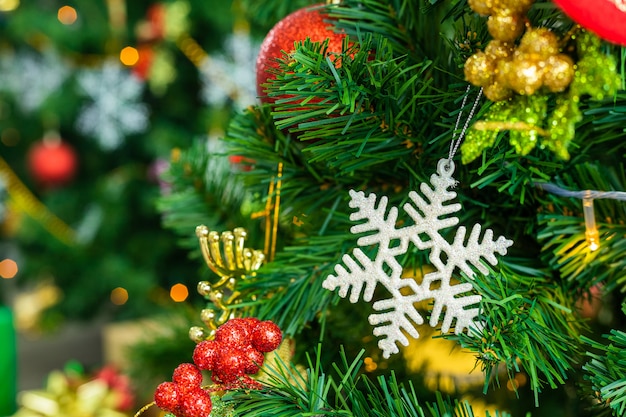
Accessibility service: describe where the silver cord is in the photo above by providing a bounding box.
[448,86,483,162]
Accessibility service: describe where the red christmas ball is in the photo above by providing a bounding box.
[180,388,213,417]
[251,320,283,353]
[27,137,78,187]
[255,4,346,101]
[193,340,219,370]
[552,0,626,45]
[172,363,203,392]
[154,381,182,415]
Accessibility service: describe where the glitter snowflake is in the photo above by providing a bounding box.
[0,49,69,113]
[322,159,513,358]
[199,32,259,109]
[75,61,149,150]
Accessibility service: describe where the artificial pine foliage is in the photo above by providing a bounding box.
[151,0,626,416]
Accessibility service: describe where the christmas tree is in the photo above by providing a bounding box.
[138,0,626,416]
[0,0,249,325]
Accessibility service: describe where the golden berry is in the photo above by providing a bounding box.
[518,28,560,59]
[487,13,525,42]
[506,55,545,95]
[543,54,574,92]
[464,52,496,87]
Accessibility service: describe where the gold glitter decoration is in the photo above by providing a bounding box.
[192,226,265,340]
[465,27,575,101]
[462,31,620,163]
[487,13,524,42]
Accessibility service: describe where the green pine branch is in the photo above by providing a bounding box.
[225,346,512,417]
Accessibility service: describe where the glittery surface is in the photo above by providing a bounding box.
[251,321,283,352]
[465,27,574,101]
[181,388,213,417]
[154,381,182,415]
[193,340,220,370]
[191,318,283,387]
[255,4,345,99]
[172,363,204,391]
[322,159,513,358]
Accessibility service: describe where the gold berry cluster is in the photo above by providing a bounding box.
[465,0,575,101]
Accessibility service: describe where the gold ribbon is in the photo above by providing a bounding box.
[0,156,75,245]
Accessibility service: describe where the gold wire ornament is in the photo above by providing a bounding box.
[192,225,265,340]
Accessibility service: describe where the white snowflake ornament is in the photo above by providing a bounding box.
[199,32,259,109]
[0,49,69,113]
[75,61,149,150]
[322,159,513,358]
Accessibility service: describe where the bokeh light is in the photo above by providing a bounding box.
[110,287,129,305]
[170,283,189,302]
[119,46,139,66]
[0,259,18,279]
[0,0,19,12]
[57,5,77,25]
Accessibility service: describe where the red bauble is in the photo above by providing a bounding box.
[193,340,219,370]
[255,4,346,101]
[172,363,203,392]
[27,137,78,187]
[553,0,626,46]
[251,320,283,352]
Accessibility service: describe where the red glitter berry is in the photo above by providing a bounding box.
[242,346,265,375]
[154,381,181,414]
[212,349,248,384]
[251,320,283,352]
[180,387,213,417]
[172,363,203,392]
[193,340,219,370]
[215,319,253,349]
[241,317,261,332]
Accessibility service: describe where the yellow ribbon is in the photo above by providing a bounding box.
[0,155,75,245]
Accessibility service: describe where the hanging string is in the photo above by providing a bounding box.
[448,86,483,162]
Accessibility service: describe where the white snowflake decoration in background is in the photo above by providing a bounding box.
[0,49,69,113]
[76,60,149,150]
[199,32,259,109]
[322,159,513,358]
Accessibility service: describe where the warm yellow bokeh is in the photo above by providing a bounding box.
[58,5,77,25]
[120,46,139,66]
[170,283,189,302]
[110,287,129,305]
[0,258,18,279]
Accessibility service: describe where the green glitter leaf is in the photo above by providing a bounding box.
[507,95,548,156]
[544,98,582,160]
[571,32,621,101]
[461,101,509,164]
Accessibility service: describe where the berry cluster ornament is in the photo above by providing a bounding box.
[27,135,78,188]
[255,4,345,102]
[465,27,574,101]
[193,318,282,387]
[552,0,626,46]
[154,363,213,417]
[468,0,534,42]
